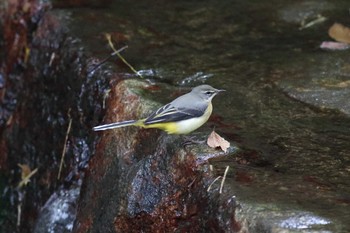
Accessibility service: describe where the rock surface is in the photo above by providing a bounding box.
[74,80,238,233]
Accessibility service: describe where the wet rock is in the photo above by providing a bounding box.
[34,185,81,233]
[274,55,350,116]
[0,1,108,232]
[278,1,333,25]
[283,86,350,115]
[235,203,336,233]
[74,79,238,233]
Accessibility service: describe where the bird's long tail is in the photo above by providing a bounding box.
[93,120,138,131]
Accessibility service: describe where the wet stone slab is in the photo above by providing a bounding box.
[274,53,350,116]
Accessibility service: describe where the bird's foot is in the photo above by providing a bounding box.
[182,136,206,147]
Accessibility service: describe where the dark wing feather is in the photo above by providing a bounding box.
[144,103,204,125]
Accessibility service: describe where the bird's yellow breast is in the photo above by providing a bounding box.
[140,103,212,134]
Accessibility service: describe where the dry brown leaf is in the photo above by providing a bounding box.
[207,130,230,152]
[17,164,38,188]
[328,23,350,44]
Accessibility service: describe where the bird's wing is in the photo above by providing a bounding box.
[144,103,203,125]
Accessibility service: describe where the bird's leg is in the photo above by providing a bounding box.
[182,135,207,147]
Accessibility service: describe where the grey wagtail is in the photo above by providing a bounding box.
[93,85,224,134]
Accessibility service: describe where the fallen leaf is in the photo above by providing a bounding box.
[207,130,230,152]
[17,164,38,188]
[328,23,350,44]
[320,41,350,51]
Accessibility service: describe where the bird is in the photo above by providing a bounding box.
[93,84,224,134]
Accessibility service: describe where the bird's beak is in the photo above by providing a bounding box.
[217,89,226,93]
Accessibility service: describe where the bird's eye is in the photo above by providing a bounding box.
[205,91,213,96]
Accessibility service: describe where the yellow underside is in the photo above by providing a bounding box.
[135,121,179,134]
[133,103,212,135]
